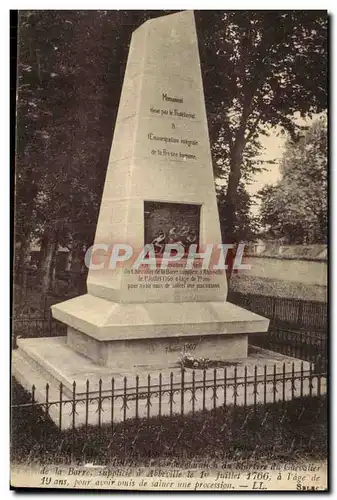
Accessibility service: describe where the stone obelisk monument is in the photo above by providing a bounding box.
[15,12,271,393]
[49,10,269,369]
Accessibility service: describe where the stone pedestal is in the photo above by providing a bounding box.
[51,295,268,370]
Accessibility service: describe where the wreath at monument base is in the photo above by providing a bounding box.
[178,352,239,370]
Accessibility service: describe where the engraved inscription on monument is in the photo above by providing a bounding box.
[147,93,199,161]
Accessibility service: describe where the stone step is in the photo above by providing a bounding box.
[16,339,74,398]
[12,350,66,427]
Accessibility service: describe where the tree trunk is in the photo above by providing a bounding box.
[224,136,245,243]
[70,245,83,273]
[14,236,31,304]
[70,243,85,294]
[66,252,72,271]
[15,234,30,281]
[39,229,58,299]
[50,246,58,290]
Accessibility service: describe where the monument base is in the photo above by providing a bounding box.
[67,327,249,369]
[13,337,324,429]
[50,294,269,368]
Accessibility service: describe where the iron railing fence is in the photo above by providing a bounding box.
[12,314,66,347]
[228,291,327,332]
[11,363,327,464]
[250,327,327,371]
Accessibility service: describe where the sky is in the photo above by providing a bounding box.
[247,127,284,196]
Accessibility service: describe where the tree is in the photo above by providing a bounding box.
[196,11,328,241]
[258,117,327,244]
[217,183,260,242]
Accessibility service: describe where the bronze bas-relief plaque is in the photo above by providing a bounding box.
[144,201,201,254]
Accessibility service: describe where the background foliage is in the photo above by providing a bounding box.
[259,118,327,244]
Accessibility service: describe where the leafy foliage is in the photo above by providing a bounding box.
[259,118,327,244]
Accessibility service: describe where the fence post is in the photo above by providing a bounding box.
[317,371,321,397]
[244,366,247,408]
[30,384,36,446]
[253,365,258,411]
[233,366,238,408]
[170,372,174,417]
[159,373,162,418]
[192,370,195,417]
[110,377,115,439]
[223,368,227,408]
[108,377,114,463]
[309,363,313,397]
[264,365,267,404]
[110,377,115,460]
[121,377,126,423]
[85,380,89,440]
[273,364,277,404]
[123,376,128,464]
[41,383,49,454]
[59,383,63,435]
[300,362,304,398]
[291,362,295,399]
[135,375,138,420]
[181,368,185,416]
[202,369,206,414]
[98,379,102,436]
[213,368,217,412]
[71,381,76,462]
[147,374,151,420]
